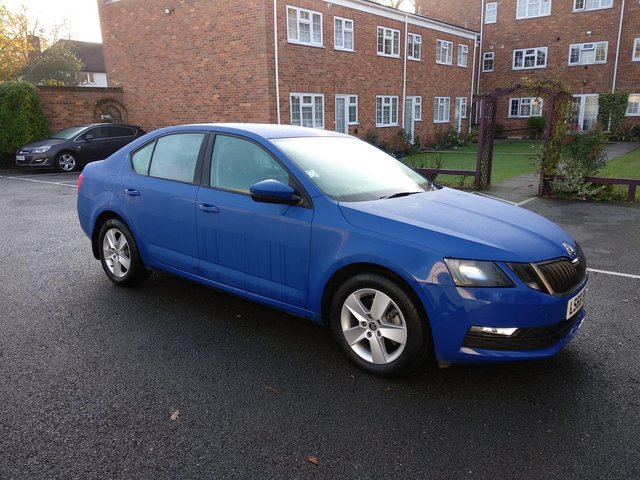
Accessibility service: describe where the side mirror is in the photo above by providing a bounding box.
[250,179,301,205]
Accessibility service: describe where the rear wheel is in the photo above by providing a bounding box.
[330,274,430,376]
[55,152,78,172]
[98,219,150,286]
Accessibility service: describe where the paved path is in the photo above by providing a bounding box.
[482,142,640,204]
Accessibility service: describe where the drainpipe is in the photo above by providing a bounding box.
[611,0,625,94]
[477,0,485,97]
[469,33,478,133]
[273,0,281,124]
[402,15,408,130]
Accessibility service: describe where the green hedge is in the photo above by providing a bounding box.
[0,82,49,167]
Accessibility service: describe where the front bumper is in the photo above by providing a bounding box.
[16,154,53,167]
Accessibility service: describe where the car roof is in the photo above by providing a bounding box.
[70,123,142,129]
[161,123,349,140]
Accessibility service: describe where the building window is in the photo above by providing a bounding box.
[509,97,544,117]
[436,40,453,64]
[335,95,357,134]
[408,33,422,60]
[376,96,399,126]
[377,27,400,57]
[80,72,95,85]
[568,42,608,65]
[456,97,468,118]
[485,2,497,23]
[290,93,324,128]
[434,97,450,123]
[483,51,495,71]
[627,94,640,116]
[633,38,640,61]
[287,6,323,47]
[408,96,422,121]
[516,0,552,19]
[513,47,547,69]
[573,0,613,11]
[458,44,468,67]
[334,17,354,51]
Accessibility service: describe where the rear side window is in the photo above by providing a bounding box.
[131,142,154,174]
[148,133,205,183]
[110,126,136,137]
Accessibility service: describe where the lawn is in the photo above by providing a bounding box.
[402,140,542,187]
[600,146,640,179]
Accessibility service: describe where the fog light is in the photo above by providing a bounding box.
[469,326,519,337]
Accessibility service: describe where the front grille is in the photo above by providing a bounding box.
[462,312,581,351]
[534,245,587,295]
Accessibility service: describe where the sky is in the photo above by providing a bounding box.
[2,0,102,43]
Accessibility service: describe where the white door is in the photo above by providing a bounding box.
[455,97,467,133]
[572,94,599,131]
[335,96,347,134]
[404,98,415,143]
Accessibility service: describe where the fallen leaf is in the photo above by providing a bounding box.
[264,385,280,395]
[170,409,181,421]
[308,455,319,466]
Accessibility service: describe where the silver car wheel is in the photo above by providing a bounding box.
[57,153,77,172]
[102,228,131,278]
[340,288,408,365]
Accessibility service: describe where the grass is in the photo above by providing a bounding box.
[402,140,542,187]
[598,146,640,201]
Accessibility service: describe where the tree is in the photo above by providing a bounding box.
[22,41,84,86]
[372,0,416,12]
[0,4,32,82]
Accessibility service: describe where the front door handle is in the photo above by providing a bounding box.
[124,188,140,196]
[198,203,219,213]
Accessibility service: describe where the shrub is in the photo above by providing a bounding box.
[364,129,379,146]
[494,124,505,138]
[0,82,49,164]
[398,129,421,155]
[527,116,546,139]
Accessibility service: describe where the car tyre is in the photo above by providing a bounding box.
[55,152,78,172]
[98,219,151,286]
[330,274,431,377]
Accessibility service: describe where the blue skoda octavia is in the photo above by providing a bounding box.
[77,124,587,376]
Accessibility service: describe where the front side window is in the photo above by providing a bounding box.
[513,47,547,69]
[509,97,544,117]
[627,94,640,116]
[334,17,354,51]
[434,97,451,123]
[485,2,497,23]
[210,135,290,193]
[568,42,608,65]
[633,38,640,61]
[436,40,453,64]
[290,93,324,129]
[376,96,399,126]
[573,0,613,11]
[287,6,323,47]
[408,33,422,60]
[377,26,400,57]
[516,0,551,19]
[458,44,468,67]
[145,133,205,183]
[83,126,111,140]
[483,52,495,72]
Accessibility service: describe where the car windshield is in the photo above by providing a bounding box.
[51,126,89,140]
[272,136,435,202]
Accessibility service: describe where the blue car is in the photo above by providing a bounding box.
[77,124,587,376]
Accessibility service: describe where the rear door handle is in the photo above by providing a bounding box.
[197,203,219,213]
[124,188,140,197]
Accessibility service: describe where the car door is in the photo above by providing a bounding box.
[76,126,112,162]
[120,131,207,274]
[195,133,313,308]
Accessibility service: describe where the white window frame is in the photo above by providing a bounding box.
[516,0,552,19]
[377,26,400,58]
[513,47,547,70]
[407,96,422,121]
[626,94,640,116]
[573,0,613,12]
[290,93,324,129]
[456,97,468,118]
[508,97,544,118]
[482,51,495,72]
[568,41,608,65]
[376,96,399,127]
[287,6,323,47]
[633,38,640,61]
[334,16,354,52]
[408,33,422,61]
[436,40,453,65]
[434,97,451,123]
[458,44,469,67]
[485,2,497,23]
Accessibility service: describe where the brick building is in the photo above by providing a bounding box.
[97,0,477,146]
[416,0,640,134]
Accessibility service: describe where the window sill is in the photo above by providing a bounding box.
[433,120,451,124]
[408,57,421,62]
[512,66,547,70]
[572,6,613,13]
[375,123,399,128]
[287,40,324,49]
[334,47,355,53]
[377,53,401,59]
[515,13,551,20]
[435,61,454,66]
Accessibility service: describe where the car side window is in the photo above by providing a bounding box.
[211,135,290,193]
[148,133,205,183]
[131,141,155,174]
[83,126,111,140]
[110,126,136,137]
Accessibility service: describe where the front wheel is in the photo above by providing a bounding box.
[330,274,431,377]
[98,219,151,286]
[55,152,78,172]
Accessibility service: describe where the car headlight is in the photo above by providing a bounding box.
[32,146,51,154]
[444,259,513,287]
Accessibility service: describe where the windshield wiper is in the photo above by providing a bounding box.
[380,191,422,200]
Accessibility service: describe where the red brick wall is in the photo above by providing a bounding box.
[36,86,126,132]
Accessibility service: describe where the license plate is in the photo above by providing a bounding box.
[16,155,25,161]
[566,286,587,319]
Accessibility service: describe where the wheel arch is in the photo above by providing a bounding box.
[91,210,127,259]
